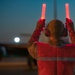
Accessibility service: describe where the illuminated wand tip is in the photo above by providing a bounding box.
[41,3,46,19]
[65,3,70,19]
[65,3,69,6]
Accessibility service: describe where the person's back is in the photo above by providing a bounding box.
[37,42,75,75]
[27,19,75,75]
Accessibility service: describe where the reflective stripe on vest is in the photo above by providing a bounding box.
[38,57,75,61]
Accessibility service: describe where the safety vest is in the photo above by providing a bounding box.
[37,42,75,75]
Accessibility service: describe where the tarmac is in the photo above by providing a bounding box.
[0,57,38,75]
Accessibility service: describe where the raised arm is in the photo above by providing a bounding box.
[27,19,45,59]
[66,18,75,43]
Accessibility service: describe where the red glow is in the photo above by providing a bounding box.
[41,4,46,19]
[65,3,70,19]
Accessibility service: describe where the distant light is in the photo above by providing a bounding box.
[14,37,20,43]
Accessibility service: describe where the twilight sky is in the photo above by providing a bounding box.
[0,0,75,44]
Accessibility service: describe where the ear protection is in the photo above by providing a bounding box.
[62,28,68,37]
[45,25,50,37]
[45,24,68,37]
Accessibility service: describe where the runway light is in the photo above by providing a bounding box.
[14,37,20,43]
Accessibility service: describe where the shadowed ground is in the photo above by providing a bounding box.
[0,57,38,75]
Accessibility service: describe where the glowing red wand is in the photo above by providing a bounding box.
[65,3,70,19]
[41,4,46,19]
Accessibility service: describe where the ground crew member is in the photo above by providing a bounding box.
[27,18,75,75]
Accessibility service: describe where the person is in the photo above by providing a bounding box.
[27,54,37,70]
[27,18,75,75]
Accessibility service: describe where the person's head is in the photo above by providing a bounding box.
[45,19,68,40]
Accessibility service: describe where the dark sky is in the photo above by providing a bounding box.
[0,0,75,43]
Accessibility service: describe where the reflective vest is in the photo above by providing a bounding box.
[37,42,75,75]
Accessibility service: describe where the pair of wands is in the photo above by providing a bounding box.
[41,3,70,20]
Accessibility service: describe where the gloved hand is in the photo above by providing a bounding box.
[36,19,45,30]
[28,19,45,47]
[66,18,74,32]
[65,18,75,43]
